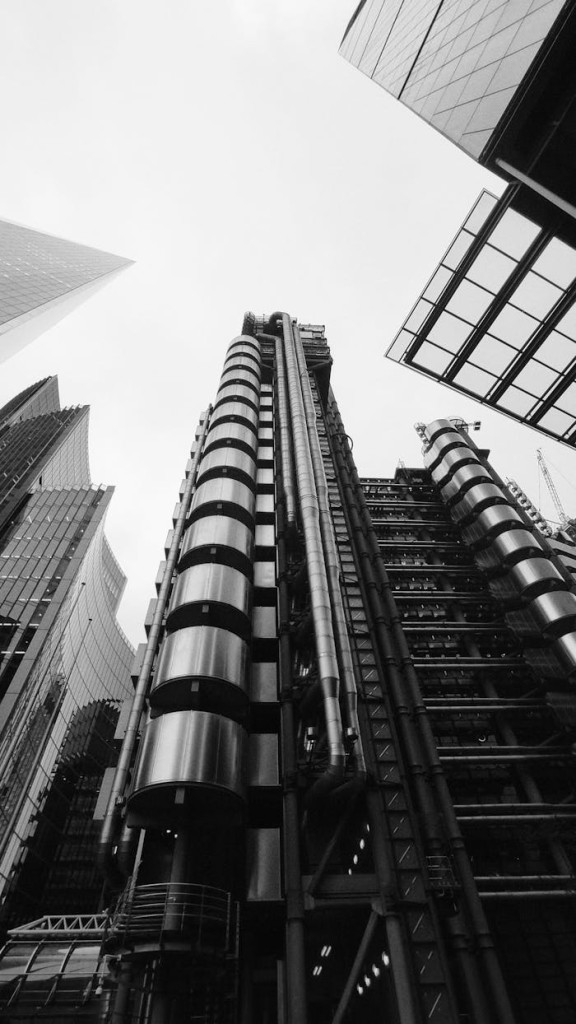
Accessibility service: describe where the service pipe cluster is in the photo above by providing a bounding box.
[271,312,365,798]
[422,419,576,685]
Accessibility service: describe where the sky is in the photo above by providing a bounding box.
[1,0,576,646]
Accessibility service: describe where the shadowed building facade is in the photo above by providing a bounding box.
[0,219,132,364]
[0,377,133,934]
[7,316,565,1024]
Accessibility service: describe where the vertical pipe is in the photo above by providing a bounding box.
[292,323,366,779]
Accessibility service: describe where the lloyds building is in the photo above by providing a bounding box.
[1,316,576,1023]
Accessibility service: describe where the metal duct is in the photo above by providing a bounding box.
[98,409,212,880]
[275,312,346,789]
[292,321,366,780]
[274,336,296,527]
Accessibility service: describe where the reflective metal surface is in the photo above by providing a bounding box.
[425,432,469,471]
[450,482,506,522]
[168,563,252,625]
[507,558,565,598]
[215,384,259,410]
[461,504,524,546]
[246,829,281,902]
[190,477,256,520]
[128,710,247,825]
[425,419,457,443]
[475,530,545,571]
[180,516,254,568]
[218,366,261,391]
[440,463,489,504]
[223,353,261,377]
[250,663,278,703]
[210,401,259,433]
[431,445,477,485]
[197,446,256,485]
[150,625,249,710]
[205,420,258,454]
[528,591,576,637]
[248,734,279,787]
[554,632,576,675]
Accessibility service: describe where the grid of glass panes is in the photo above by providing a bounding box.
[340,0,564,159]
[387,189,576,443]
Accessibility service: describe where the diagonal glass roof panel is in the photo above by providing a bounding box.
[386,185,576,446]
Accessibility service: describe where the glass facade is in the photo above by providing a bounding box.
[0,220,132,365]
[0,380,133,933]
[340,0,567,159]
[387,186,576,444]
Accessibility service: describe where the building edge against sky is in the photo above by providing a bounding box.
[5,315,574,1022]
[0,375,133,933]
[0,218,133,365]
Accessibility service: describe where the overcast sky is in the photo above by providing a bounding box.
[1,0,576,645]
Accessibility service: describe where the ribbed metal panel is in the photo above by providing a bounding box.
[180,515,254,570]
[189,477,256,521]
[196,446,256,485]
[440,463,490,504]
[475,529,545,571]
[450,482,507,523]
[150,625,249,712]
[210,401,259,433]
[127,710,247,826]
[506,591,576,638]
[425,433,469,472]
[167,563,252,630]
[215,384,259,411]
[430,445,478,485]
[461,505,524,546]
[205,420,258,455]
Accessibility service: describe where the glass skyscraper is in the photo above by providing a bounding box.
[340,1,576,222]
[0,377,133,934]
[0,219,132,364]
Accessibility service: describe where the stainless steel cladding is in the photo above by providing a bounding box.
[196,446,256,485]
[553,631,576,675]
[218,367,261,391]
[425,432,470,471]
[150,625,249,712]
[490,557,565,601]
[507,593,576,639]
[425,419,460,443]
[180,516,254,569]
[430,446,478,485]
[189,477,256,521]
[223,354,262,377]
[461,505,524,546]
[127,710,247,827]
[215,384,259,409]
[450,482,507,523]
[440,463,491,504]
[204,421,258,455]
[167,563,252,632]
[474,529,544,572]
[210,401,259,433]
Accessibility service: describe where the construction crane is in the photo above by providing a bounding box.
[537,449,576,541]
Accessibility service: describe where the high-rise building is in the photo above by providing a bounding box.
[0,377,134,933]
[2,317,576,1022]
[387,187,576,445]
[0,219,132,364]
[340,1,576,223]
